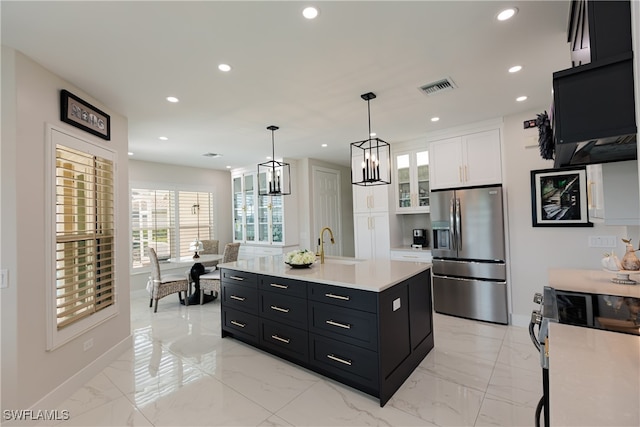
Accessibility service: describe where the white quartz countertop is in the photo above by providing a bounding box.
[218,255,431,292]
[548,268,640,298]
[549,322,640,426]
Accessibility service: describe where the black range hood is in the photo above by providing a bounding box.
[553,51,637,168]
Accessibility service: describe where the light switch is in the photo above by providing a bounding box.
[392,298,401,311]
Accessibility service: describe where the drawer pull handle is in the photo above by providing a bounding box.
[327,354,352,366]
[270,283,288,289]
[326,319,351,329]
[270,305,290,313]
[229,276,245,281]
[230,295,245,301]
[325,293,350,301]
[271,334,290,344]
[230,320,246,328]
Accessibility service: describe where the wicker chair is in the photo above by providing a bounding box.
[198,242,241,304]
[148,247,190,312]
[200,239,220,268]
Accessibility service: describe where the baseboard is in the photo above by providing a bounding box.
[29,334,132,412]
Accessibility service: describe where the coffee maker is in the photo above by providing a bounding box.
[412,229,428,248]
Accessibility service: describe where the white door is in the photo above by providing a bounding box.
[313,166,342,256]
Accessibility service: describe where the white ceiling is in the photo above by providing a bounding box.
[1,1,571,170]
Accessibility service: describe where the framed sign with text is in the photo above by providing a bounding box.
[60,89,110,140]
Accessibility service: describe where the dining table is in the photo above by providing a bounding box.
[167,254,224,305]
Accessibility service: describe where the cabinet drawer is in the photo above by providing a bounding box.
[260,291,307,328]
[308,283,377,313]
[221,269,258,287]
[259,275,307,298]
[260,318,308,363]
[222,282,258,313]
[310,333,379,392]
[222,307,259,344]
[309,302,378,351]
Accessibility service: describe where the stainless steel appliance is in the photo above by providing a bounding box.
[431,185,508,324]
[412,228,428,248]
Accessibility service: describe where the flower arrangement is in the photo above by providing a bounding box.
[285,249,316,265]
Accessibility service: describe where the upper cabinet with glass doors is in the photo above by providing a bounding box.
[394,149,430,213]
[233,173,256,242]
[257,171,284,244]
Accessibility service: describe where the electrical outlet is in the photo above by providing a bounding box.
[0,269,8,289]
[588,235,617,248]
[83,338,94,351]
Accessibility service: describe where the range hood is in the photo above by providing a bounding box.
[553,51,637,168]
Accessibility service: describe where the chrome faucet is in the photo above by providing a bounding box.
[319,227,335,264]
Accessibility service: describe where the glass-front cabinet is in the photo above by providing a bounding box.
[234,170,286,245]
[394,149,430,213]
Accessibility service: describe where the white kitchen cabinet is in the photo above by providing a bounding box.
[390,248,432,263]
[353,184,390,214]
[232,166,298,246]
[394,149,430,213]
[352,184,400,260]
[429,129,502,189]
[586,160,639,225]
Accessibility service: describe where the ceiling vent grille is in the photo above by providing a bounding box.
[419,77,457,96]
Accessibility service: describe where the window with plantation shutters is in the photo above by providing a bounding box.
[55,144,115,329]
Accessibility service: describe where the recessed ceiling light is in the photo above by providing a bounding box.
[203,153,222,158]
[302,6,319,19]
[509,65,522,73]
[218,64,231,72]
[226,165,231,169]
[128,152,134,156]
[497,8,518,21]
[321,143,328,147]
[159,136,168,141]
[370,132,376,137]
[516,95,528,102]
[267,156,272,160]
[166,96,179,103]
[431,117,440,122]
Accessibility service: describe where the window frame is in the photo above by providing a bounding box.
[45,125,118,351]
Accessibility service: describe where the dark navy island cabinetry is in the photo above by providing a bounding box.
[220,260,433,407]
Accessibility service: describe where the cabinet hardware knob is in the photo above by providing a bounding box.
[230,295,245,301]
[230,320,246,328]
[327,354,352,366]
[326,319,351,329]
[324,293,350,301]
[270,305,290,313]
[271,334,291,344]
[270,283,288,289]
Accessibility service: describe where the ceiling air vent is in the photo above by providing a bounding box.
[419,77,457,96]
[203,153,222,158]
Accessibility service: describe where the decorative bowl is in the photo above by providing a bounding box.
[285,262,312,269]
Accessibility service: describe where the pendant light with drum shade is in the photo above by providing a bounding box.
[351,92,391,186]
[189,193,203,259]
[258,125,291,196]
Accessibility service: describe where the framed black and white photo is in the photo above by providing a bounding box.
[60,89,110,140]
[530,167,592,227]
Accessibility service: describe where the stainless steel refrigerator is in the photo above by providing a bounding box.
[431,185,508,324]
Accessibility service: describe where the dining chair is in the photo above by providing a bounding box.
[198,242,241,304]
[200,239,220,268]
[148,247,190,312]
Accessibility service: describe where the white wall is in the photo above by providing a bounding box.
[502,107,630,326]
[1,48,131,409]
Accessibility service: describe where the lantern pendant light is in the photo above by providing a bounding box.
[258,125,291,196]
[350,92,391,186]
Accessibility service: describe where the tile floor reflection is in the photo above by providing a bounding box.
[50,289,542,426]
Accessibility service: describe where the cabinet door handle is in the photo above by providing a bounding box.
[324,293,350,301]
[270,283,288,289]
[459,166,463,183]
[464,165,468,182]
[229,276,245,281]
[327,354,352,366]
[270,305,290,313]
[230,320,246,328]
[230,295,245,301]
[326,319,351,329]
[271,334,291,344]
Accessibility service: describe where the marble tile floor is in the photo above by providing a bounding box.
[44,290,542,426]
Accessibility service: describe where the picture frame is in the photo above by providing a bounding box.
[530,167,592,227]
[60,89,110,140]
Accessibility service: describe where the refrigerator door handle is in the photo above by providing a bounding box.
[455,198,462,251]
[449,197,456,251]
[432,273,507,285]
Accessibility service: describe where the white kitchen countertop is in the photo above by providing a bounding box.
[549,322,640,427]
[218,255,431,292]
[548,268,640,298]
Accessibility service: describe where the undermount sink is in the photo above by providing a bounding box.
[321,257,365,266]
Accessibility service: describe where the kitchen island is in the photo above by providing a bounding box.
[217,255,434,406]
